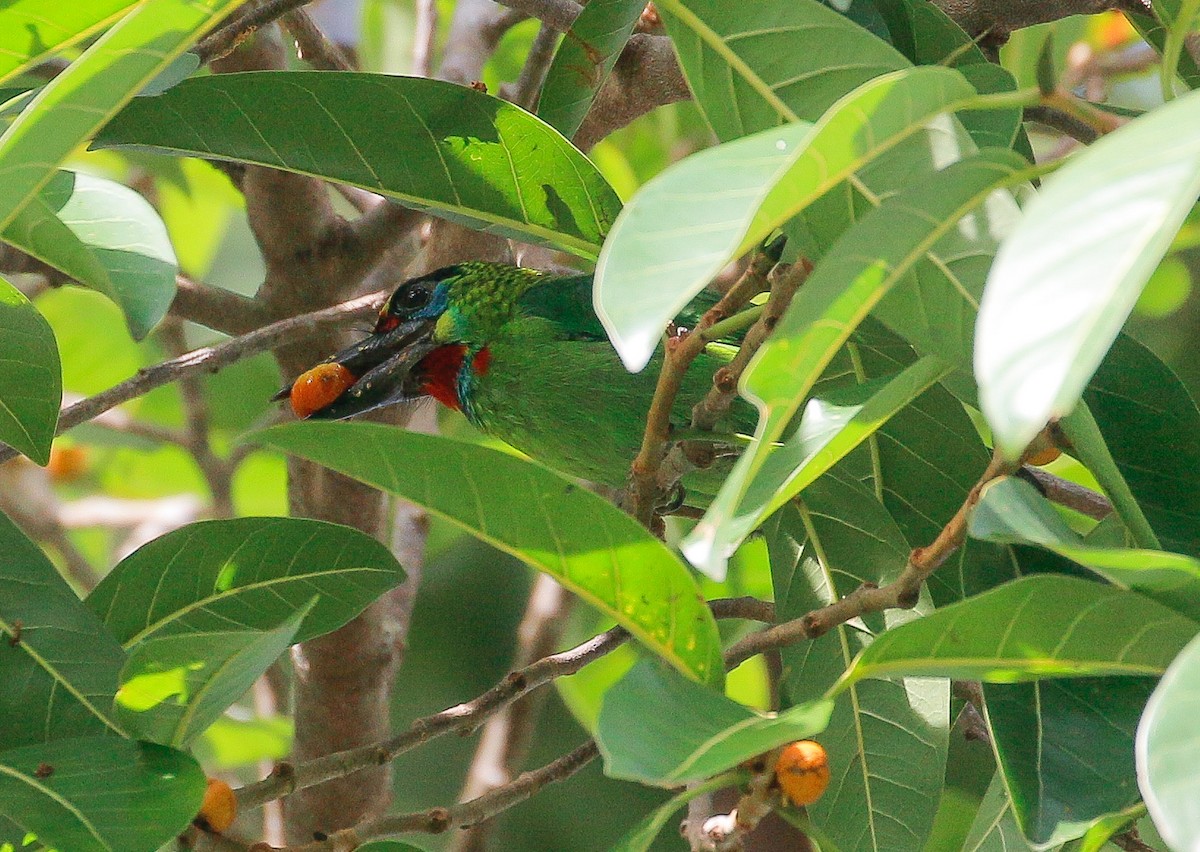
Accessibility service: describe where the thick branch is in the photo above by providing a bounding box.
[932,0,1149,38]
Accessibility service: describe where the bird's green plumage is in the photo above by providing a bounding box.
[425,262,755,487]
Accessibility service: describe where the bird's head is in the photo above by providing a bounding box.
[279,261,546,419]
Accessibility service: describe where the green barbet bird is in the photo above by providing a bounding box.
[281,261,756,488]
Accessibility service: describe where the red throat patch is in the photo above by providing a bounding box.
[419,345,491,411]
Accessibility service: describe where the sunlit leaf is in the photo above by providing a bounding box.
[843,575,1198,686]
[115,603,311,747]
[1,171,177,339]
[597,658,832,785]
[1137,629,1200,852]
[975,88,1200,459]
[95,72,622,259]
[0,1,140,86]
[0,0,247,231]
[684,150,1029,579]
[86,517,403,647]
[255,422,724,686]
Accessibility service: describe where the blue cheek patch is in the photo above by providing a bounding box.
[414,284,450,320]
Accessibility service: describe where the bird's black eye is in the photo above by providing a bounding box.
[391,282,432,317]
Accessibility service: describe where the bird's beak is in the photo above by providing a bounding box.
[273,318,437,419]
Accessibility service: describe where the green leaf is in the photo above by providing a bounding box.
[94,72,621,260]
[595,65,978,371]
[2,171,177,340]
[0,1,141,86]
[86,517,404,648]
[0,737,204,852]
[961,772,1038,852]
[986,677,1152,847]
[537,0,643,139]
[609,773,742,852]
[658,0,907,138]
[684,150,1030,579]
[975,87,1200,460]
[685,355,950,577]
[971,476,1200,621]
[843,575,1199,685]
[115,603,311,747]
[254,422,724,686]
[1137,629,1200,851]
[597,658,832,786]
[0,0,247,232]
[354,844,431,852]
[768,480,949,852]
[1084,333,1200,559]
[0,274,60,464]
[0,510,125,751]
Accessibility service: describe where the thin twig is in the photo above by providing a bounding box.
[235,597,771,811]
[282,8,355,71]
[692,259,810,431]
[724,449,1017,669]
[1018,466,1112,521]
[488,0,581,32]
[197,0,316,63]
[172,274,269,336]
[510,23,560,110]
[0,292,389,467]
[627,240,785,525]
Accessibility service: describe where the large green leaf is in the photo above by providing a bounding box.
[86,517,403,648]
[0,0,246,231]
[115,603,310,747]
[597,658,832,786]
[1,170,177,340]
[975,87,1200,459]
[985,677,1152,847]
[0,737,204,852]
[843,575,1199,685]
[255,422,724,686]
[0,1,140,86]
[537,0,643,139]
[685,354,950,577]
[0,274,60,463]
[659,0,907,138]
[1085,333,1200,559]
[769,479,949,852]
[684,150,1029,579]
[595,66,978,371]
[1137,629,1200,851]
[0,510,125,751]
[971,476,1200,622]
[94,72,622,260]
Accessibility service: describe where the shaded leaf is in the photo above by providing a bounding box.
[2,171,177,339]
[0,737,204,852]
[769,480,949,852]
[971,476,1200,621]
[597,658,832,786]
[0,274,60,463]
[595,66,978,371]
[254,422,724,686]
[115,603,311,747]
[0,509,125,751]
[95,72,621,260]
[844,575,1198,685]
[0,0,247,231]
[0,1,140,86]
[1137,629,1200,852]
[538,0,643,139]
[609,773,742,852]
[684,150,1030,579]
[86,517,404,647]
[986,676,1152,847]
[975,87,1200,459]
[961,772,1038,852]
